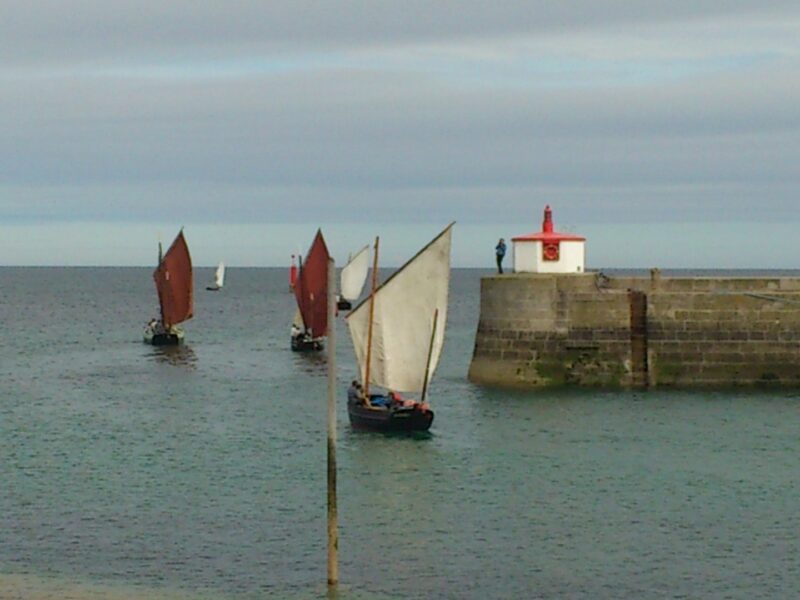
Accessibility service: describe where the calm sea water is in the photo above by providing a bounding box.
[1,267,799,599]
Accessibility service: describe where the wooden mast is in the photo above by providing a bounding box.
[157,240,164,325]
[420,308,438,404]
[363,237,379,398]
[296,257,304,333]
[326,256,338,586]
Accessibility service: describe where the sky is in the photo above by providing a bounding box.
[1,1,798,267]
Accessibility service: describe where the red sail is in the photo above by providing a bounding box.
[294,229,330,337]
[153,231,194,327]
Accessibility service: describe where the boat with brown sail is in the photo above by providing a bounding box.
[345,223,453,432]
[144,230,194,346]
[291,229,331,352]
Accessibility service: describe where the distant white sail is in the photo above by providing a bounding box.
[340,245,369,302]
[346,225,452,393]
[215,262,225,288]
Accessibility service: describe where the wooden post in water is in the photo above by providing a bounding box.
[326,257,339,587]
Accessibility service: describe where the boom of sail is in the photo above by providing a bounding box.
[339,245,369,302]
[153,230,194,328]
[346,224,453,393]
[294,230,331,337]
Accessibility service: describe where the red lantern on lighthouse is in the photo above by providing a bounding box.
[542,242,560,261]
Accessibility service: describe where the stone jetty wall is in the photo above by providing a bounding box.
[468,272,800,388]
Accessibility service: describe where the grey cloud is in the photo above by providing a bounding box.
[1,63,797,190]
[1,2,798,235]
[3,1,798,67]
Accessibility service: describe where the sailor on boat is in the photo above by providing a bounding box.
[347,380,407,411]
[144,318,182,339]
[347,381,366,407]
[144,318,162,337]
[366,390,408,409]
[291,324,323,351]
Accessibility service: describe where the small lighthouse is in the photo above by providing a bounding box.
[511,206,586,273]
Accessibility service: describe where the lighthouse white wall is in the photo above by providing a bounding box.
[513,240,585,273]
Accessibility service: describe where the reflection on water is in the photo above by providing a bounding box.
[347,427,433,442]
[147,344,198,368]
[291,347,329,375]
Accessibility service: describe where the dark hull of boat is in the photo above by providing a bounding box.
[336,299,352,311]
[148,333,183,346]
[205,286,221,291]
[291,336,324,352]
[348,403,434,432]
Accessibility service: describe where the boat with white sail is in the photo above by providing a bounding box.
[336,245,369,311]
[345,223,453,432]
[206,261,225,291]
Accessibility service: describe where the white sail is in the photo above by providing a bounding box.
[292,307,305,331]
[340,245,369,302]
[346,224,453,394]
[215,262,225,288]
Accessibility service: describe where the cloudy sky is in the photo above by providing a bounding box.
[1,1,798,267]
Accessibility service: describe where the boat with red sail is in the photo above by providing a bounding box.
[144,230,194,346]
[291,230,330,352]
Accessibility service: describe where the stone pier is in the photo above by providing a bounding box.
[468,272,800,388]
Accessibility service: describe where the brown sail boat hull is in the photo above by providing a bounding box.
[291,335,324,352]
[149,333,182,346]
[143,325,185,346]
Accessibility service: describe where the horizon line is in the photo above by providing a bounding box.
[2,264,799,272]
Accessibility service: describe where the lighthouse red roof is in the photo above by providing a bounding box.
[512,205,585,242]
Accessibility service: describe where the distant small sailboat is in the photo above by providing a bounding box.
[291,230,331,352]
[337,245,369,311]
[206,261,225,291]
[144,230,194,346]
[345,223,454,432]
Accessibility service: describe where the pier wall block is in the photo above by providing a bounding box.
[468,273,800,388]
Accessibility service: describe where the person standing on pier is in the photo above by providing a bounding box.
[495,238,506,274]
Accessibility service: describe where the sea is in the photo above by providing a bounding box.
[1,267,799,600]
